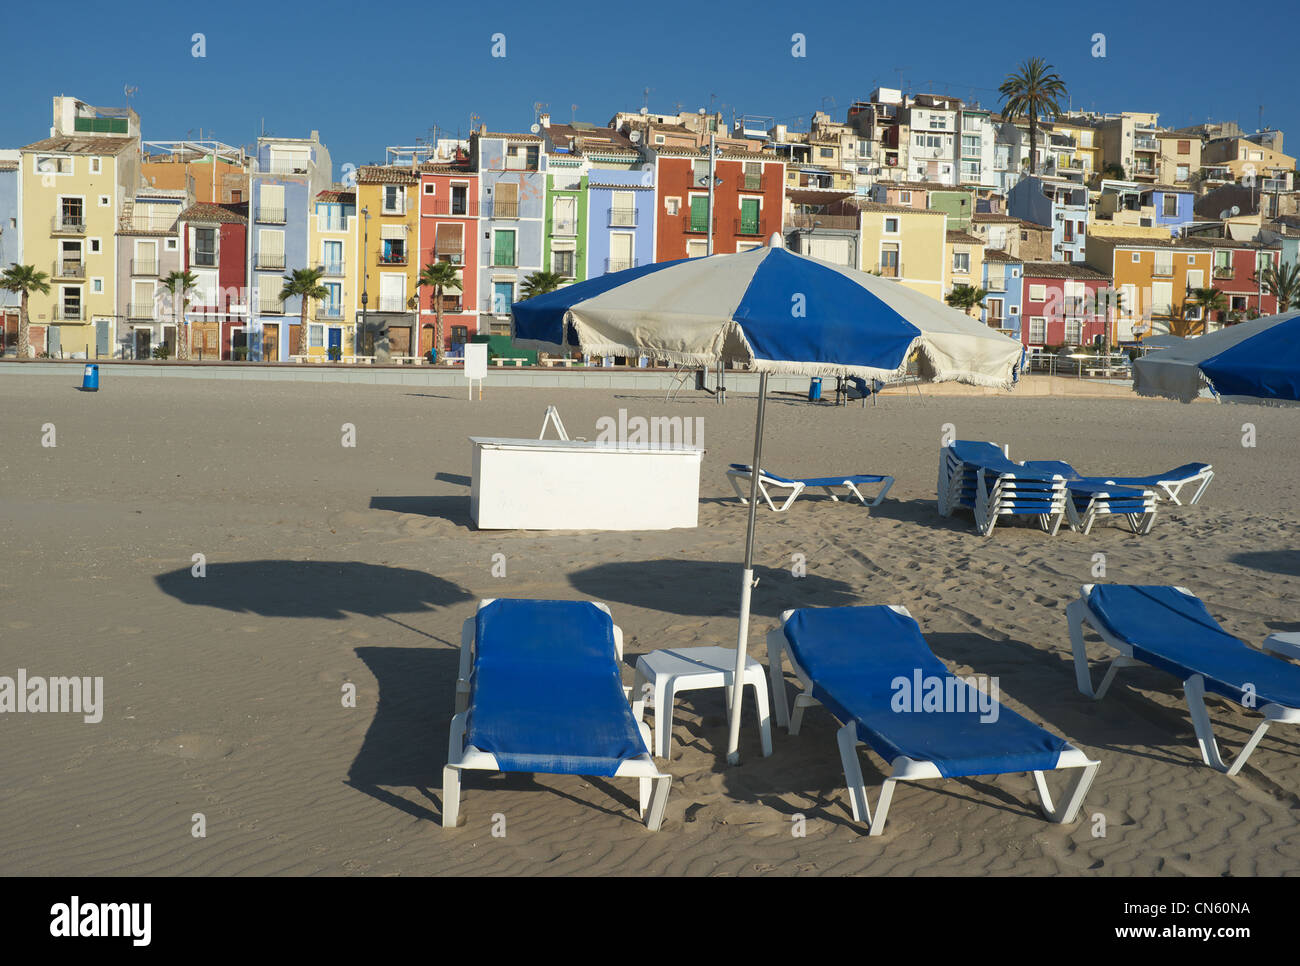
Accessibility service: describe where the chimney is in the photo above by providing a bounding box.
[539,113,550,129]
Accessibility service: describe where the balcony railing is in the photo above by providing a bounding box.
[321,261,345,277]
[256,206,287,224]
[487,200,519,219]
[192,253,217,268]
[255,253,286,270]
[735,217,765,236]
[552,219,578,237]
[685,214,717,234]
[608,207,637,228]
[786,213,858,231]
[481,298,512,315]
[1134,137,1159,152]
[120,215,178,232]
[606,257,638,273]
[258,160,310,175]
[52,215,86,234]
[316,216,350,233]
[131,259,158,276]
[1213,266,1234,279]
[377,250,407,266]
[316,304,344,320]
[258,300,284,315]
[53,260,85,279]
[1153,263,1174,277]
[380,203,407,217]
[55,306,84,321]
[986,277,1006,292]
[377,296,409,312]
[128,302,156,319]
[741,174,763,191]
[425,199,478,216]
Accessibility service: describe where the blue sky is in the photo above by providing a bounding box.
[2,0,1290,173]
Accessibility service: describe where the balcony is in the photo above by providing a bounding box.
[1213,266,1234,279]
[258,160,310,175]
[258,300,284,315]
[52,215,86,235]
[316,304,344,320]
[986,277,1006,292]
[128,302,156,319]
[377,296,409,312]
[735,217,766,236]
[487,200,519,219]
[321,261,345,277]
[481,299,512,316]
[377,250,407,266]
[120,214,178,232]
[131,259,158,276]
[741,174,763,191]
[684,214,717,234]
[605,257,638,273]
[256,206,287,224]
[255,253,286,271]
[380,203,407,217]
[192,253,217,268]
[552,219,578,237]
[55,306,84,321]
[317,215,350,233]
[1153,262,1174,277]
[786,213,858,231]
[53,260,85,279]
[425,199,478,216]
[608,207,638,228]
[1134,137,1159,152]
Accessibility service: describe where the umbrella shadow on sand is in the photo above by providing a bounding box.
[568,558,861,619]
[154,560,473,620]
[1229,550,1300,578]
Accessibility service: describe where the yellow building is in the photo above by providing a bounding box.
[20,96,140,356]
[306,188,357,358]
[945,230,985,307]
[1085,234,1210,340]
[1051,120,1100,180]
[851,200,947,301]
[354,166,420,357]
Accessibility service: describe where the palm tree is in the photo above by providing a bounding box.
[998,58,1069,176]
[1260,260,1300,312]
[415,261,463,363]
[520,271,564,300]
[161,269,199,360]
[1100,162,1126,182]
[945,284,988,317]
[279,268,329,357]
[1188,285,1228,327]
[0,264,51,359]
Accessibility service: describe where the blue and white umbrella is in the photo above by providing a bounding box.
[514,238,1025,762]
[1134,310,1300,404]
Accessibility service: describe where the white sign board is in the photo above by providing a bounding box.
[464,343,488,380]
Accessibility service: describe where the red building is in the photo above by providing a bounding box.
[1193,238,1280,321]
[179,202,248,359]
[1020,261,1113,349]
[653,149,785,261]
[416,161,479,355]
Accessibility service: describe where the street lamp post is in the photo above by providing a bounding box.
[360,206,369,357]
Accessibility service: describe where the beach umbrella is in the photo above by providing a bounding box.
[1134,310,1300,404]
[514,238,1024,762]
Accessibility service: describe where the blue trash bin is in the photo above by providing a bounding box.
[81,364,99,392]
[808,376,822,401]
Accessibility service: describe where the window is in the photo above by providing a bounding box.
[1257,251,1274,273]
[1028,284,1047,302]
[1177,140,1191,155]
[493,181,518,218]
[35,155,71,175]
[553,249,575,278]
[686,240,707,258]
[665,197,680,216]
[1153,252,1174,276]
[1065,319,1082,344]
[424,183,436,195]
[492,230,516,266]
[952,251,970,273]
[90,158,101,174]
[1186,269,1203,289]
[1131,252,1141,263]
[309,324,324,348]
[1152,281,1173,314]
[165,239,178,251]
[693,159,710,185]
[879,243,900,277]
[987,298,1004,323]
[383,185,404,214]
[899,191,911,204]
[553,196,577,235]
[819,147,834,159]
[1029,317,1046,344]
[91,278,103,294]
[962,135,980,156]
[689,196,710,232]
[194,228,217,267]
[884,217,899,233]
[99,195,110,207]
[1176,164,1189,182]
[450,183,469,215]
[89,238,101,254]
[928,115,946,130]
[654,135,665,145]
[1162,195,1178,217]
[1232,295,1247,311]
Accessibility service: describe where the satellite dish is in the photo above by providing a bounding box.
[698,108,706,115]
[629,131,641,143]
[1219,209,1230,219]
[639,107,649,116]
[529,123,540,134]
[1231,205,1241,216]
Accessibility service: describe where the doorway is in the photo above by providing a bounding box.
[263,323,279,361]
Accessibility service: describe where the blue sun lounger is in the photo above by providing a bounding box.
[1095,463,1214,506]
[1067,585,1300,776]
[938,441,1068,536]
[1021,460,1158,535]
[727,463,894,512]
[443,598,671,830]
[767,605,1099,834]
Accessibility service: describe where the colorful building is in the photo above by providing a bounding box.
[837,198,946,300]
[1020,261,1112,349]
[19,96,141,357]
[179,201,248,359]
[307,188,355,359]
[1086,234,1210,340]
[970,212,1052,261]
[652,149,785,260]
[472,130,547,336]
[1007,175,1088,262]
[355,166,420,358]
[0,153,22,316]
[416,162,479,355]
[1096,181,1196,236]
[945,230,985,302]
[141,141,249,204]
[981,249,1023,338]
[247,132,332,360]
[1191,238,1281,321]
[116,188,186,358]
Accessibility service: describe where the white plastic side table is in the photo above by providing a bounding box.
[630,647,773,759]
[1263,632,1300,660]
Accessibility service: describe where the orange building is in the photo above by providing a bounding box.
[141,141,249,204]
[1085,234,1213,340]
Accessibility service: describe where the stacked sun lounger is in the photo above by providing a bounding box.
[1021,460,1159,535]
[938,441,1068,536]
[767,605,1099,834]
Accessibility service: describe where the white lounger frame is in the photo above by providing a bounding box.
[1067,584,1300,776]
[1063,486,1158,536]
[1146,466,1214,506]
[767,606,1099,835]
[443,599,672,830]
[727,464,894,513]
[938,444,1067,537]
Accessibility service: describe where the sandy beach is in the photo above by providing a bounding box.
[1,372,1297,876]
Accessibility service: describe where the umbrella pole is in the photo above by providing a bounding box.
[727,371,768,764]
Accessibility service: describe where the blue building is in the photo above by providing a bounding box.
[1097,180,1195,236]
[586,168,654,276]
[247,132,331,360]
[981,249,1023,339]
[1007,175,1088,263]
[472,130,547,336]
[0,154,21,313]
